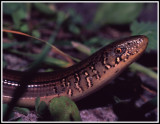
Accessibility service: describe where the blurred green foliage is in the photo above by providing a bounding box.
[3,104,15,120]
[67,9,83,34]
[10,49,70,68]
[3,3,28,29]
[3,2,157,68]
[3,3,27,15]
[32,30,41,38]
[84,37,113,53]
[94,3,144,25]
[33,3,55,15]
[131,21,157,52]
[14,107,30,116]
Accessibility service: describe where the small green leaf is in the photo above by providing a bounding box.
[14,107,30,116]
[86,37,100,45]
[56,11,67,25]
[49,96,81,121]
[12,9,27,29]
[20,24,29,32]
[32,30,40,38]
[3,3,27,29]
[68,9,83,24]
[69,24,80,35]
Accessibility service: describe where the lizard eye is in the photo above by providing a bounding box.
[115,48,122,54]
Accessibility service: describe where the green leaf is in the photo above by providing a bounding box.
[37,101,49,118]
[86,37,101,45]
[34,3,55,15]
[56,11,67,25]
[69,24,80,35]
[68,9,83,24]
[20,24,29,32]
[3,3,27,29]
[130,21,157,52]
[32,30,41,38]
[3,104,15,120]
[12,9,27,29]
[49,96,81,121]
[35,97,40,113]
[94,3,143,25]
[14,107,30,116]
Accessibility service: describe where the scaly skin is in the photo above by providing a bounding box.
[3,35,148,107]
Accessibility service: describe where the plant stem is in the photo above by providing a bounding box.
[129,62,157,80]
